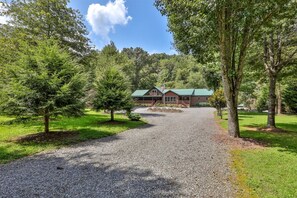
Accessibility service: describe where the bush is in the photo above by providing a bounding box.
[128,113,141,121]
[195,102,211,107]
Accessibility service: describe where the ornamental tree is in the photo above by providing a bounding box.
[0,40,86,133]
[93,67,132,121]
[209,89,226,119]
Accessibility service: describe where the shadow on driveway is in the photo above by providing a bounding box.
[0,151,182,197]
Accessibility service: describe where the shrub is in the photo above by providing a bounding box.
[195,102,211,107]
[128,113,141,121]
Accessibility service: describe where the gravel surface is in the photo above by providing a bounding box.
[0,108,233,198]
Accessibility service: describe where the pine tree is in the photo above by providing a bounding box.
[93,67,132,121]
[0,40,86,133]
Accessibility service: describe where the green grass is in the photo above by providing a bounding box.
[218,112,297,198]
[0,110,145,164]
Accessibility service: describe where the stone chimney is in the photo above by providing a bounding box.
[161,84,165,92]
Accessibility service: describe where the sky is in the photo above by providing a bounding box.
[69,0,176,54]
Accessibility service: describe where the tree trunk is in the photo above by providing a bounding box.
[217,107,223,119]
[226,96,240,138]
[44,109,50,133]
[217,108,220,116]
[267,75,277,128]
[110,109,114,121]
[277,83,282,115]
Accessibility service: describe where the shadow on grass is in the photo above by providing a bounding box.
[0,111,148,164]
[241,125,297,155]
[0,153,182,197]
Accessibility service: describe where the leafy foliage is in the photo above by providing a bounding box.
[283,80,297,113]
[256,86,269,113]
[2,0,90,56]
[208,89,226,118]
[128,113,141,121]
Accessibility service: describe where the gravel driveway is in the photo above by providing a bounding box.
[0,108,233,197]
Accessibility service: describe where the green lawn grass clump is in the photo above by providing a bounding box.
[218,112,297,198]
[0,110,145,164]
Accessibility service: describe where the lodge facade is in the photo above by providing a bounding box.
[132,86,213,107]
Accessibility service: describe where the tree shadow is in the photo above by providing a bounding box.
[0,152,182,197]
[0,111,148,163]
[241,124,297,155]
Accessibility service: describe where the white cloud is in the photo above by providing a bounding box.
[86,0,132,41]
[0,3,9,24]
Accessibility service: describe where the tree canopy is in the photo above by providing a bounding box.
[2,0,90,56]
[155,0,296,137]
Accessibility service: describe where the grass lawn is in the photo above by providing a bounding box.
[218,112,297,198]
[0,110,145,164]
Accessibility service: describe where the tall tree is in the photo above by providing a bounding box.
[93,67,132,121]
[262,21,297,128]
[0,40,86,133]
[155,0,295,137]
[2,0,89,56]
[122,47,151,90]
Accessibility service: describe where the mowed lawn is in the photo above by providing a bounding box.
[219,112,297,198]
[0,110,145,164]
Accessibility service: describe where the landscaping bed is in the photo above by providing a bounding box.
[147,107,183,113]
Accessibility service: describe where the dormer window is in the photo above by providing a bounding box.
[151,89,158,96]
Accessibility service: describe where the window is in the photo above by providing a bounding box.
[165,97,176,102]
[151,89,158,96]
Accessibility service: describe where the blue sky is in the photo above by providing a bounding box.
[69,0,175,54]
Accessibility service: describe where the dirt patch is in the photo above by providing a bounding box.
[12,131,79,143]
[99,120,126,125]
[244,126,288,133]
[214,118,266,149]
[213,133,266,149]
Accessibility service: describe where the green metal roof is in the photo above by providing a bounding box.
[194,89,213,96]
[132,90,148,97]
[154,86,164,93]
[132,88,213,97]
[167,89,195,96]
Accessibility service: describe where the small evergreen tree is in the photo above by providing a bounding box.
[0,40,86,133]
[208,89,226,119]
[93,67,132,121]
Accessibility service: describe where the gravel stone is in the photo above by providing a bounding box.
[0,108,234,197]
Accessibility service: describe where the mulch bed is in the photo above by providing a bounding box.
[148,107,183,113]
[12,131,79,143]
